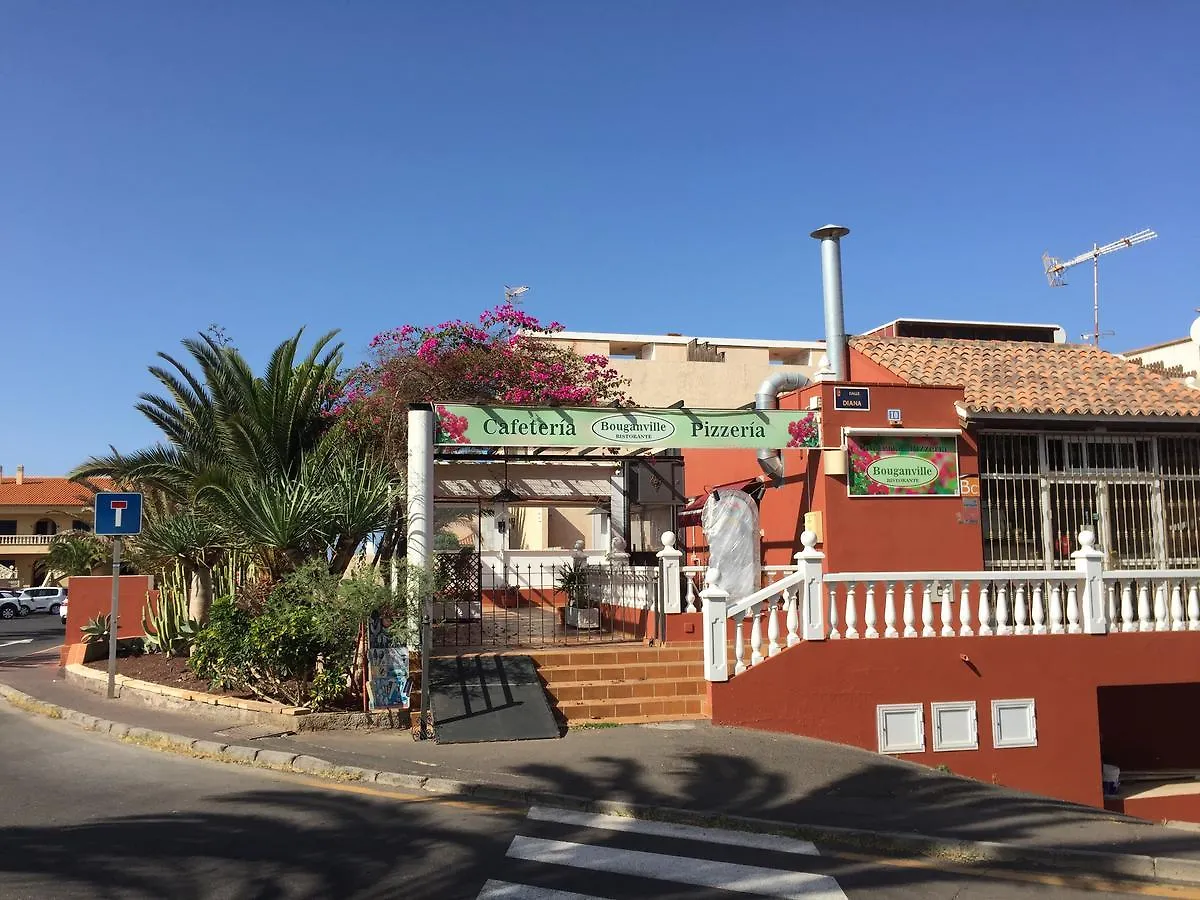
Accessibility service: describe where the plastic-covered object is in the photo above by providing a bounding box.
[701,488,761,601]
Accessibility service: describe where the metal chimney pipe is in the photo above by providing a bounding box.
[810,224,850,381]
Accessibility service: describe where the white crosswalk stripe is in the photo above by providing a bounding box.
[479,806,848,899]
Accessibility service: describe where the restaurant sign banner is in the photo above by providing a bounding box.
[434,403,820,450]
[847,434,959,497]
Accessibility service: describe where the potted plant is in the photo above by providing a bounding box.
[557,557,600,629]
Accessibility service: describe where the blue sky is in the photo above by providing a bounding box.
[3,2,1197,474]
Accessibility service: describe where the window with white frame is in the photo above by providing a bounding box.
[931,701,978,752]
[876,703,925,754]
[991,698,1037,748]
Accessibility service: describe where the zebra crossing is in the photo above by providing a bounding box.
[478,806,848,899]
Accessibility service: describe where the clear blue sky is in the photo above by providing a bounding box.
[4,2,1197,474]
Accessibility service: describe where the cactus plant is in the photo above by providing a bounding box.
[142,586,201,656]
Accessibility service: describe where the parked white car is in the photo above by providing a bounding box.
[18,586,68,615]
[59,596,68,626]
[0,590,28,620]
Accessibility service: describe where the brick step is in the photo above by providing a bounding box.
[546,677,707,703]
[503,644,706,669]
[582,712,710,727]
[556,694,707,723]
[537,659,706,685]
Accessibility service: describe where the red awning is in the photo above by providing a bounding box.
[678,476,765,525]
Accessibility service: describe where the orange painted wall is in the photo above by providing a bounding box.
[815,380,982,573]
[63,575,154,644]
[710,633,1200,808]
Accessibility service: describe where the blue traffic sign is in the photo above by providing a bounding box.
[94,492,143,536]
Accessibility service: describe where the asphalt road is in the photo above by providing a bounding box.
[0,611,63,662]
[0,702,1173,899]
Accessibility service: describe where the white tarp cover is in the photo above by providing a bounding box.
[701,488,761,601]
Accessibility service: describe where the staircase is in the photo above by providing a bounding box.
[527,642,709,726]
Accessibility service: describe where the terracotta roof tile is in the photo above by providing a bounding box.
[851,337,1200,418]
[0,477,111,508]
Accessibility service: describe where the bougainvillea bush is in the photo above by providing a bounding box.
[335,302,629,466]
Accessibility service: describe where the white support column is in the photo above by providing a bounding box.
[701,567,729,682]
[657,531,684,614]
[1071,529,1107,635]
[406,405,435,649]
[797,530,826,641]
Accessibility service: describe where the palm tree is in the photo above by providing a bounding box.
[72,328,393,619]
[44,531,110,581]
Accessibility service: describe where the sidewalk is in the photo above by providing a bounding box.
[6,655,1200,867]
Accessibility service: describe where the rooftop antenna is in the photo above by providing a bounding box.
[1042,229,1157,349]
[504,285,529,304]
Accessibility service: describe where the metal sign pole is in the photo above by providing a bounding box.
[106,537,122,699]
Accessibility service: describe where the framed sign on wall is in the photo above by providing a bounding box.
[846,429,960,498]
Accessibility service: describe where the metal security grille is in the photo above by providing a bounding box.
[979,432,1200,571]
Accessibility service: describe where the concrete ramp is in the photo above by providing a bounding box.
[429,654,560,744]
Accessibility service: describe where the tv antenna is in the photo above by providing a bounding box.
[1042,229,1156,348]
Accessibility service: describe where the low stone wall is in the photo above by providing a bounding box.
[62,663,409,731]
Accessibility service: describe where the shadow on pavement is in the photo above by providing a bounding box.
[0,787,514,899]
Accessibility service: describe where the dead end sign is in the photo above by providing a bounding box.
[833,387,870,411]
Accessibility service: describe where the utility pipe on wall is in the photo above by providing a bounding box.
[755,371,810,483]
[810,224,850,381]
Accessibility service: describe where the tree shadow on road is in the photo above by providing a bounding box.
[0,786,517,900]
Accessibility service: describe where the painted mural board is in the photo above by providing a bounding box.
[847,434,960,498]
[366,614,411,711]
[434,403,820,450]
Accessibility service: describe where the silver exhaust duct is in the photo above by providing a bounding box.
[810,224,850,381]
[755,370,810,483]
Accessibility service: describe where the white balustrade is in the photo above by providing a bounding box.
[697,531,1200,684]
[921,585,935,638]
[864,584,879,638]
[845,585,859,639]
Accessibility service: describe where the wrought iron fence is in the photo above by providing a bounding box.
[430,556,661,649]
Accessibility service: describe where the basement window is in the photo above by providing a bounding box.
[931,701,978,752]
[992,698,1037,748]
[876,703,925,754]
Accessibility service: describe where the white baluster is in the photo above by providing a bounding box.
[939,584,954,637]
[785,587,801,647]
[1067,584,1081,634]
[1190,585,1200,633]
[1049,584,1064,634]
[1137,584,1153,632]
[864,584,879,639]
[996,584,1011,636]
[686,577,699,613]
[734,611,747,674]
[1032,584,1046,635]
[845,585,859,639]
[828,588,841,640]
[978,584,993,636]
[884,583,898,638]
[1171,584,1185,632]
[1014,583,1029,635]
[767,596,781,656]
[750,604,764,666]
[1106,584,1118,629]
[921,584,935,637]
[1121,583,1136,633]
[902,584,917,637]
[958,583,974,636]
[1155,583,1170,632]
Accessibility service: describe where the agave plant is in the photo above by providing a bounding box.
[80,613,111,645]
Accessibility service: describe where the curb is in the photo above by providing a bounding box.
[1,682,1197,888]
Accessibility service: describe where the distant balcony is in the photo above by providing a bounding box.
[0,535,55,547]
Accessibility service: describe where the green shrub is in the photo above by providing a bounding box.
[188,597,251,692]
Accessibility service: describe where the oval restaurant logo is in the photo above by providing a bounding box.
[865,456,939,489]
[590,413,676,444]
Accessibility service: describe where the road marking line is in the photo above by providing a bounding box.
[477,879,609,899]
[0,639,35,649]
[505,835,847,899]
[528,805,820,856]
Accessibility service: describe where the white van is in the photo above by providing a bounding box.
[18,586,68,615]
